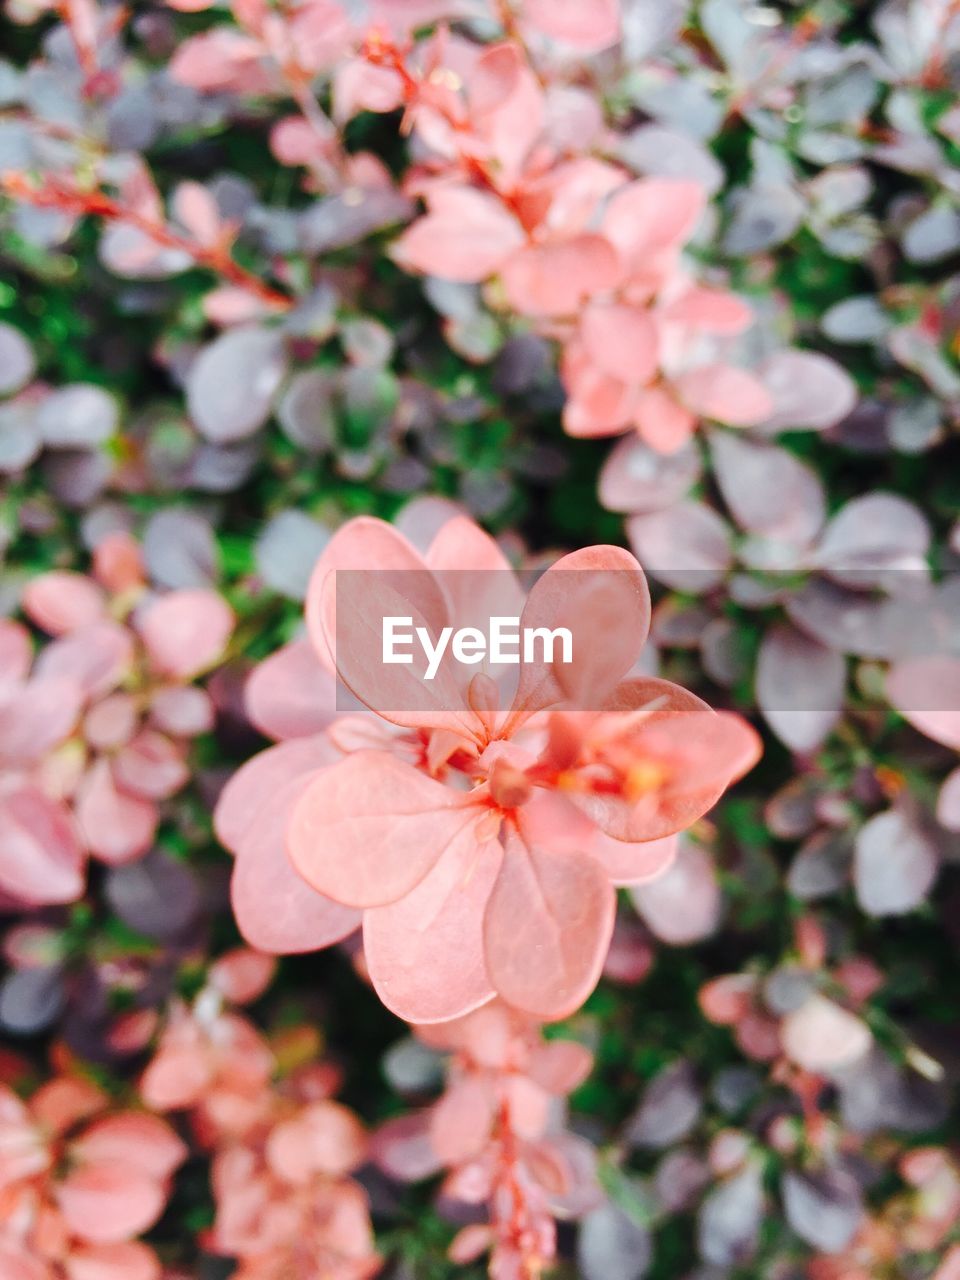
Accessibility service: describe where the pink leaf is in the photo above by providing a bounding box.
[112,730,189,800]
[169,29,270,94]
[590,831,678,886]
[0,676,83,762]
[57,1163,167,1244]
[429,1075,497,1164]
[522,0,620,50]
[570,707,761,843]
[21,572,105,635]
[305,515,443,674]
[500,235,619,318]
[76,760,157,865]
[371,1111,444,1182]
[288,751,477,908]
[602,179,705,267]
[580,304,659,384]
[511,544,650,718]
[72,1113,187,1181]
[35,622,134,700]
[214,734,338,854]
[364,820,501,1023]
[660,287,753,335]
[209,948,276,1004]
[216,738,362,953]
[245,638,340,741]
[171,181,222,247]
[265,1101,367,1183]
[0,786,85,906]
[138,590,234,679]
[65,1242,162,1280]
[632,388,697,453]
[148,686,214,737]
[0,620,31,688]
[392,187,524,283]
[424,513,513,575]
[528,1040,594,1095]
[675,365,774,426]
[483,829,616,1019]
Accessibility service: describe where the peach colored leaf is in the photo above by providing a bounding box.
[214,734,338,853]
[209,949,276,1004]
[632,387,697,453]
[590,831,678,886]
[392,188,524,282]
[306,515,443,674]
[577,709,761,842]
[660,286,753,334]
[216,738,361,953]
[429,1074,497,1165]
[580,304,659,384]
[500,235,619,318]
[56,1163,167,1244]
[512,544,650,718]
[363,819,501,1023]
[602,178,705,265]
[265,1100,367,1183]
[483,830,615,1019]
[288,751,477,908]
[72,1113,187,1181]
[523,0,619,49]
[675,365,774,425]
[65,1242,162,1280]
[528,1040,594,1095]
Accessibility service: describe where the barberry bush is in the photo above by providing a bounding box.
[1,1,960,1278]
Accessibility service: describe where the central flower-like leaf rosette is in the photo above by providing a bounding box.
[217,515,760,1024]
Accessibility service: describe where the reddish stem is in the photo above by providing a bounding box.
[1,174,292,310]
[491,1097,548,1280]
